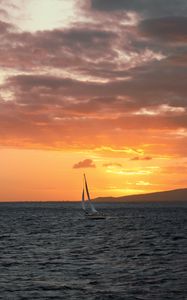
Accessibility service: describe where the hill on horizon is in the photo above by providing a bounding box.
[94,188,187,203]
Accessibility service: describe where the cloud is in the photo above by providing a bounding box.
[7,61,187,109]
[73,159,96,169]
[0,20,14,33]
[0,23,118,72]
[167,52,187,66]
[1,68,187,154]
[0,16,165,81]
[139,17,187,44]
[103,163,122,167]
[0,0,186,161]
[90,0,187,18]
[0,88,187,157]
[0,8,9,18]
[131,156,153,161]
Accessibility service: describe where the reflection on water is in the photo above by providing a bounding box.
[0,202,186,299]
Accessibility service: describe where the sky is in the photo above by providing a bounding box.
[0,0,187,201]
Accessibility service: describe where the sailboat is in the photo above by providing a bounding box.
[82,174,106,219]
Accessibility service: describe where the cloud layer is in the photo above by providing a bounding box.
[0,0,186,159]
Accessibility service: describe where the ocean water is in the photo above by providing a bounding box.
[0,202,186,300]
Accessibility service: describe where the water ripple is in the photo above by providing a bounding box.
[0,202,186,299]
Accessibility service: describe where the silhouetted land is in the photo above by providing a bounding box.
[94,188,187,203]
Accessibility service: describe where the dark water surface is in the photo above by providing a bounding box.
[0,202,186,300]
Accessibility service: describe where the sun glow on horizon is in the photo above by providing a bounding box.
[0,146,184,201]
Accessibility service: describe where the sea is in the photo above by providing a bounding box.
[0,201,186,300]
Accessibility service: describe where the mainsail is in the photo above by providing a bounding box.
[81,188,86,211]
[83,174,98,214]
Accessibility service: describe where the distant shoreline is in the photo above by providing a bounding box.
[94,188,187,203]
[0,188,186,203]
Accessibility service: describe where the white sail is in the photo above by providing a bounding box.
[81,188,86,211]
[84,174,98,213]
[81,174,106,219]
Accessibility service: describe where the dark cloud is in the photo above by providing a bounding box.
[26,64,181,113]
[33,26,117,62]
[0,24,118,72]
[140,17,187,43]
[90,0,187,17]
[73,159,96,169]
[5,66,187,115]
[8,74,75,90]
[167,52,187,66]
[0,20,14,33]
[62,27,116,46]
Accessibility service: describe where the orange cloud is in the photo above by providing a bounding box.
[103,162,122,167]
[131,156,153,161]
[73,159,96,169]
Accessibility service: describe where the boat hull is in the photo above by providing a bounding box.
[86,214,107,220]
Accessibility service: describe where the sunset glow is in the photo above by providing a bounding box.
[0,0,187,200]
